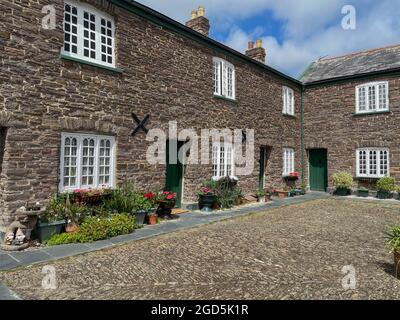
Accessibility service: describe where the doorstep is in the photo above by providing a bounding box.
[0,192,330,271]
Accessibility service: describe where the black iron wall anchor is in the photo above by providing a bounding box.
[242,130,247,143]
[131,113,150,136]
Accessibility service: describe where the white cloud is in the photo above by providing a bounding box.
[137,0,400,78]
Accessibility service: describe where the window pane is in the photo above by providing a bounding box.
[369,150,377,175]
[368,86,376,110]
[380,150,388,176]
[378,84,387,110]
[81,138,96,187]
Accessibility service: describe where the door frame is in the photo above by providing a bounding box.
[308,148,328,192]
[165,139,185,207]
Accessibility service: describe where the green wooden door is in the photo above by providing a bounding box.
[165,140,184,207]
[309,149,328,191]
[259,146,266,189]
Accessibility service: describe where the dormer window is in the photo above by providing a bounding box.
[62,0,115,68]
[356,82,389,114]
[213,58,236,100]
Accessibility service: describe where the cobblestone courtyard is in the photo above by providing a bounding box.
[1,198,400,300]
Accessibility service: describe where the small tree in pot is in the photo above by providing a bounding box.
[332,171,353,196]
[385,225,400,278]
[197,186,218,213]
[376,177,395,199]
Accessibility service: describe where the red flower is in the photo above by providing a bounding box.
[173,192,177,198]
[167,195,173,200]
[144,192,155,199]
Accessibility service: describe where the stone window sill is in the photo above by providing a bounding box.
[283,113,296,119]
[60,54,124,73]
[213,95,238,104]
[352,110,391,117]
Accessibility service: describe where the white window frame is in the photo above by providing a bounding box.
[356,148,390,178]
[282,148,295,177]
[356,81,389,114]
[282,86,295,116]
[212,142,235,180]
[61,0,116,68]
[213,57,236,100]
[60,133,116,191]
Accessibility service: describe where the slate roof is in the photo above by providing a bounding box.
[300,44,400,84]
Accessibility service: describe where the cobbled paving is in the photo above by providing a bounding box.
[1,198,400,300]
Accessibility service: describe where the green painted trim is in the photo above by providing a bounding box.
[300,87,305,186]
[110,0,302,87]
[213,95,238,104]
[60,54,124,73]
[352,110,391,117]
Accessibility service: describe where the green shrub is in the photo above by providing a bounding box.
[45,214,137,246]
[44,232,79,246]
[332,171,353,189]
[215,177,242,209]
[377,177,396,192]
[385,225,400,252]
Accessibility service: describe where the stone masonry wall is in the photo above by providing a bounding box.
[304,75,400,190]
[0,0,301,227]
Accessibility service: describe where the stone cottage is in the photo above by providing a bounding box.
[0,0,399,230]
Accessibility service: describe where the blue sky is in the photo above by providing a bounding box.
[137,0,400,78]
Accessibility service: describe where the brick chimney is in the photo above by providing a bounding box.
[245,39,266,63]
[185,6,210,37]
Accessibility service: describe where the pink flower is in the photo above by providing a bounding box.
[167,195,173,200]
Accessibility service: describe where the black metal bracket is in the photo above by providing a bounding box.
[131,113,150,136]
[242,130,247,143]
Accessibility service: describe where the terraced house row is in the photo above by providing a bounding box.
[0,0,400,229]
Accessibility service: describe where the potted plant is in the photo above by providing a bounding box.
[197,186,218,212]
[376,177,395,199]
[134,193,153,225]
[385,225,400,278]
[357,187,369,198]
[332,171,353,196]
[157,191,177,216]
[64,194,87,233]
[147,212,158,225]
[35,194,68,242]
[275,187,289,199]
[396,186,400,201]
[255,189,266,203]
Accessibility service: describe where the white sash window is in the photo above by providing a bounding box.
[283,87,295,115]
[212,143,235,179]
[283,148,295,176]
[62,0,115,67]
[60,133,115,191]
[213,58,236,100]
[356,82,389,114]
[356,148,389,178]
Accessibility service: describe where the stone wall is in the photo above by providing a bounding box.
[303,74,400,189]
[0,0,302,227]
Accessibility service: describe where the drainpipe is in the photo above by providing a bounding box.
[300,86,305,187]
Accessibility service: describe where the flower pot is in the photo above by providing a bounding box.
[257,197,265,203]
[277,191,288,199]
[335,188,349,196]
[395,251,400,278]
[35,220,66,243]
[66,222,79,233]
[199,194,216,212]
[377,190,391,199]
[157,200,176,216]
[147,214,158,225]
[357,189,369,198]
[135,210,147,225]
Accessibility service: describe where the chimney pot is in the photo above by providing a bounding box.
[197,6,205,17]
[248,41,254,50]
[191,10,197,19]
[256,39,262,48]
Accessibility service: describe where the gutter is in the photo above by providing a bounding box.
[304,66,400,87]
[112,0,302,87]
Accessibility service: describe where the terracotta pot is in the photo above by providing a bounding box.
[277,191,288,199]
[66,223,79,233]
[395,251,400,278]
[147,214,158,225]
